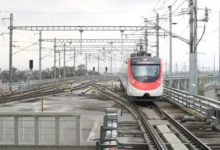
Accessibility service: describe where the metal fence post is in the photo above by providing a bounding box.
[76,115,82,145]
[55,116,60,145]
[96,141,100,150]
[34,116,39,145]
[14,116,18,145]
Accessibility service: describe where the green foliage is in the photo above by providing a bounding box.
[197,85,204,96]
[0,64,97,83]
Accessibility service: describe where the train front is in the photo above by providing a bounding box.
[127,55,163,97]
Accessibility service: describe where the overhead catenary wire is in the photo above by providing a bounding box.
[159,0,187,26]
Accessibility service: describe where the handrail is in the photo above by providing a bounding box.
[164,87,220,119]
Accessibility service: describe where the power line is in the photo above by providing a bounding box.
[0,9,152,15]
[172,0,187,14]
[160,0,187,26]
[153,0,162,11]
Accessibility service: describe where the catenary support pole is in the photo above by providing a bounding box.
[39,30,42,80]
[58,50,61,78]
[168,6,172,88]
[9,13,13,84]
[110,42,113,73]
[219,12,220,78]
[63,43,66,78]
[54,38,57,78]
[189,0,197,94]
[145,23,148,53]
[121,30,124,62]
[98,53,100,74]
[74,48,76,76]
[156,13,159,57]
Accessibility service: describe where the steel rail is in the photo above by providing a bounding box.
[93,84,167,150]
[0,76,118,104]
[94,84,212,150]
[153,103,212,150]
[0,81,92,104]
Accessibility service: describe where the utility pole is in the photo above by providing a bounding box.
[39,30,42,80]
[145,23,148,53]
[176,62,178,74]
[98,53,100,74]
[63,43,66,78]
[165,60,168,76]
[54,38,57,79]
[189,0,197,94]
[110,42,113,73]
[80,30,83,54]
[58,50,61,78]
[156,13,159,57]
[140,38,143,51]
[103,47,106,63]
[168,6,172,88]
[214,53,216,73]
[121,30,124,62]
[219,11,220,78]
[79,29,87,73]
[9,13,13,83]
[74,48,76,76]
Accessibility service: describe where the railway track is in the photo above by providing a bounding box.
[0,77,118,104]
[0,79,97,104]
[93,84,211,150]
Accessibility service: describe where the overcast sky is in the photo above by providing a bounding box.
[0,0,219,73]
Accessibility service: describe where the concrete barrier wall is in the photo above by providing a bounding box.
[0,112,82,146]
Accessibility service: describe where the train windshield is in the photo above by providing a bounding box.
[131,65,160,82]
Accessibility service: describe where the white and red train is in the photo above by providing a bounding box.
[119,52,163,98]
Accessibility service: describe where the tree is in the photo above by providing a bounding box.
[0,70,9,83]
[76,64,86,76]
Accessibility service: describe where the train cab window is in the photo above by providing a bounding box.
[131,65,160,82]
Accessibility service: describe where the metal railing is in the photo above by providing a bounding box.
[0,112,82,146]
[164,87,220,120]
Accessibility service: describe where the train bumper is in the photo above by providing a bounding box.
[127,82,163,97]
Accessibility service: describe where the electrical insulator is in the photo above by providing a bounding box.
[204,7,209,22]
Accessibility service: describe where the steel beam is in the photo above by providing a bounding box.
[12,26,152,31]
[42,39,139,43]
[55,45,135,49]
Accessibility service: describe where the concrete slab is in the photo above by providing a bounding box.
[170,144,189,150]
[162,133,183,144]
[156,125,172,133]
[141,107,161,119]
[118,113,135,122]
[117,136,145,144]
[148,120,170,125]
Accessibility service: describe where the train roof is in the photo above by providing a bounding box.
[130,55,160,65]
